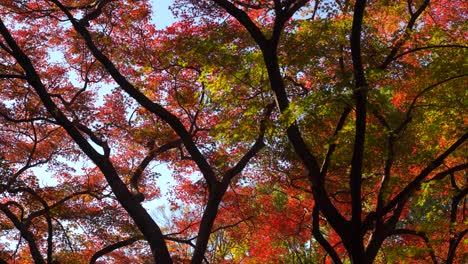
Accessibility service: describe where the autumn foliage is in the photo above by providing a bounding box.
[0,0,466,263]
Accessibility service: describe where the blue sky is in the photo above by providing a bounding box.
[151,0,177,29]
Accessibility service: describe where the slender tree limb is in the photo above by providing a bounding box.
[221,103,274,184]
[130,138,182,201]
[320,106,351,177]
[271,0,288,46]
[376,121,398,219]
[383,131,468,215]
[166,215,253,244]
[73,121,110,157]
[7,186,54,264]
[0,111,56,124]
[0,73,26,79]
[312,205,343,264]
[211,215,254,234]
[0,40,13,54]
[24,189,99,222]
[0,16,105,185]
[426,163,468,182]
[450,187,468,225]
[406,0,414,15]
[284,0,311,22]
[365,199,406,262]
[11,236,23,262]
[89,236,142,264]
[392,44,468,61]
[369,107,391,130]
[400,74,467,133]
[5,122,40,188]
[447,186,468,263]
[2,201,25,220]
[164,217,250,264]
[163,221,199,238]
[372,75,466,219]
[0,204,45,264]
[446,228,468,264]
[53,217,75,252]
[388,229,437,263]
[379,0,431,69]
[274,0,312,23]
[369,106,405,217]
[46,214,53,264]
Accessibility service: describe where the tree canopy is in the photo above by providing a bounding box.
[0,0,466,263]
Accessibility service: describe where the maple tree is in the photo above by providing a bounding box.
[0,0,466,263]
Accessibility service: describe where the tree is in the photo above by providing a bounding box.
[0,0,466,263]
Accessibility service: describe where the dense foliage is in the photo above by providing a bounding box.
[0,0,466,263]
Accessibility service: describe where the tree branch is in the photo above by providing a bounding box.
[89,236,143,264]
[0,204,45,264]
[401,74,467,132]
[221,104,274,184]
[78,0,115,27]
[446,228,468,264]
[312,205,343,264]
[392,44,468,61]
[447,186,468,263]
[22,189,97,222]
[211,0,268,48]
[383,131,468,215]
[7,186,54,264]
[379,0,430,69]
[130,138,182,201]
[0,73,26,79]
[388,229,437,263]
[426,163,468,182]
[320,106,351,177]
